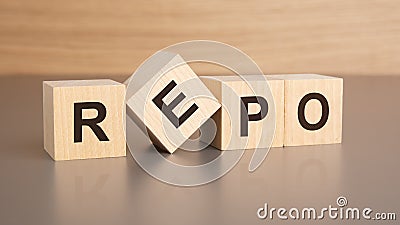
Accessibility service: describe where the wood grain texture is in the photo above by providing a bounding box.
[126,53,220,153]
[1,0,400,77]
[200,75,278,150]
[266,76,285,147]
[272,74,343,146]
[43,79,126,160]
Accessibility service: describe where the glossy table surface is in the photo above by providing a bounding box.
[0,75,399,225]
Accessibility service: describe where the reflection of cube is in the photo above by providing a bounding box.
[272,74,343,146]
[43,80,126,161]
[200,75,280,150]
[126,52,220,153]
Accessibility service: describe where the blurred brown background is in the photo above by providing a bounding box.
[0,0,399,77]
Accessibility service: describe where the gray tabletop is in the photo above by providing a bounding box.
[0,75,398,225]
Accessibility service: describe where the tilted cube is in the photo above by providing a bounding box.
[125,52,220,153]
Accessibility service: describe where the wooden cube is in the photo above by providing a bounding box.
[200,75,282,150]
[272,74,343,146]
[266,76,285,147]
[125,52,220,153]
[43,79,126,161]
